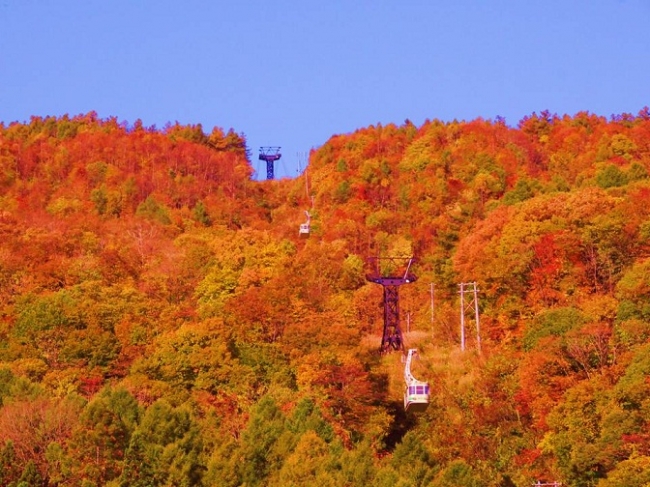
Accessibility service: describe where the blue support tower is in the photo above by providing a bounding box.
[259,146,282,180]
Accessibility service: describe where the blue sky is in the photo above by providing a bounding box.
[1,1,649,179]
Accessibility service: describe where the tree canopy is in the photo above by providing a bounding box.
[1,110,650,485]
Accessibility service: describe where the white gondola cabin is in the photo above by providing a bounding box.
[404,348,430,413]
[299,210,311,236]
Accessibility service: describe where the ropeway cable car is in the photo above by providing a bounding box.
[299,210,311,236]
[404,348,430,413]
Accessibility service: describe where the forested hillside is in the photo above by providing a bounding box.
[1,109,650,486]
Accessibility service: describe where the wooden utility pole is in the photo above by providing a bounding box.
[473,282,481,353]
[460,283,466,351]
[430,283,434,329]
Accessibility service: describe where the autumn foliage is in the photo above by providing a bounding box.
[2,109,650,485]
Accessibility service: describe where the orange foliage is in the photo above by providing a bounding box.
[3,109,650,484]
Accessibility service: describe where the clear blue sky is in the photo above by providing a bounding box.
[2,1,649,179]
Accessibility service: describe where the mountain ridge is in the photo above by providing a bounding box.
[1,109,650,485]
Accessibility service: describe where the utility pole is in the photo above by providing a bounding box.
[459,282,481,353]
[460,283,466,351]
[473,282,481,353]
[430,283,434,332]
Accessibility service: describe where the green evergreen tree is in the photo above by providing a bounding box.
[339,441,377,486]
[390,431,437,486]
[17,460,42,487]
[273,431,338,487]
[430,459,481,487]
[596,164,628,189]
[193,200,212,226]
[238,395,288,486]
[68,387,141,485]
[120,399,205,487]
[136,195,171,224]
[0,440,21,486]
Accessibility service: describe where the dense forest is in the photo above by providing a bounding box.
[1,109,650,486]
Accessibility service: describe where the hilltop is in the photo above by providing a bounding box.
[1,110,650,486]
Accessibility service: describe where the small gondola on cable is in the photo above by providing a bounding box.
[403,348,430,413]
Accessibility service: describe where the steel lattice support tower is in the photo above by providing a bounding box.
[366,257,416,354]
[259,146,282,180]
[380,281,404,352]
